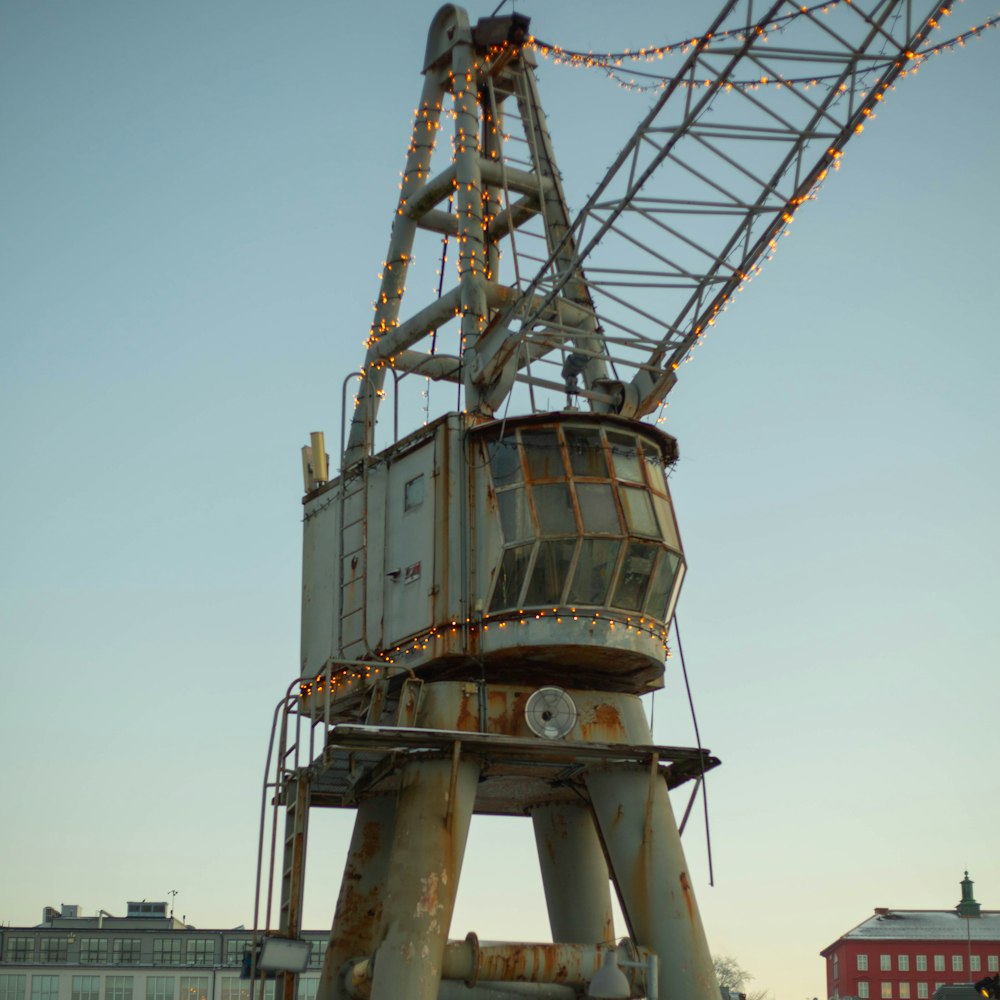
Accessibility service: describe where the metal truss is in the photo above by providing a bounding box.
[345,0,956,466]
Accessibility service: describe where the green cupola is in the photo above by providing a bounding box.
[957,870,982,917]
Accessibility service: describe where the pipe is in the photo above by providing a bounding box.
[348,940,651,993]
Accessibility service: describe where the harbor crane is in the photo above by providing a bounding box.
[252,2,996,999]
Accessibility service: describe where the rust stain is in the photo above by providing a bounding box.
[511,690,530,735]
[579,701,626,742]
[679,869,696,925]
[357,821,381,865]
[455,692,477,732]
[487,688,516,734]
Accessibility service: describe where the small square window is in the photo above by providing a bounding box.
[114,940,141,965]
[6,941,34,963]
[224,941,251,968]
[184,942,213,967]
[71,978,100,1000]
[0,977,26,1000]
[79,940,108,965]
[39,940,69,963]
[403,475,425,511]
[105,979,133,1000]
[31,978,59,1000]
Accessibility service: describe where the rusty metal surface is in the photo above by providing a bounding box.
[317,794,397,1000]
[350,940,650,991]
[586,764,718,1000]
[368,755,481,1000]
[531,803,615,944]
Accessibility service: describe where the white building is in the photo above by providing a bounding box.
[0,904,328,1000]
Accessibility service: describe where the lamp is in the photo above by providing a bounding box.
[587,948,632,999]
[975,975,1000,999]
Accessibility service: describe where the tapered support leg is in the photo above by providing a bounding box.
[317,794,397,1000]
[531,802,614,944]
[586,765,717,1000]
[369,754,481,1000]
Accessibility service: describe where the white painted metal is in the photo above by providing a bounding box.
[531,802,615,945]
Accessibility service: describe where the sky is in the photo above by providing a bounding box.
[2,2,999,999]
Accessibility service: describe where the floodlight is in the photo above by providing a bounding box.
[257,937,312,974]
[587,948,632,999]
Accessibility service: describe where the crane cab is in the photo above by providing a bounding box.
[301,411,684,692]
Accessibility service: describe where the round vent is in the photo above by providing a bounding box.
[524,687,578,740]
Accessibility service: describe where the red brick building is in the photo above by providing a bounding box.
[821,874,1000,1000]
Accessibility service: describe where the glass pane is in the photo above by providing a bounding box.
[568,539,620,606]
[497,487,532,542]
[524,539,576,606]
[612,541,659,611]
[644,549,682,620]
[651,493,680,549]
[488,437,523,487]
[532,482,574,536]
[607,431,643,482]
[641,445,668,492]
[489,543,533,611]
[520,429,564,479]
[565,426,608,477]
[620,486,659,538]
[575,482,621,534]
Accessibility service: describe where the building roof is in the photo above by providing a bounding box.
[822,911,1000,954]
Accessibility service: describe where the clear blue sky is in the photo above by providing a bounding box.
[2,3,998,999]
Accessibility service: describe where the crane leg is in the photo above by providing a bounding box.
[586,764,718,1000]
[317,794,397,1000]
[369,754,481,1000]
[531,801,615,945]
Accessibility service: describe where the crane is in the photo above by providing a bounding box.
[253,4,997,1000]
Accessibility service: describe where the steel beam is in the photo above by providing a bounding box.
[317,794,397,1000]
[586,761,717,1000]
[531,803,615,945]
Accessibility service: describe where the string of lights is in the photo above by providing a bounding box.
[529,5,1000,95]
[371,608,671,667]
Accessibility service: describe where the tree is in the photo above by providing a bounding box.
[713,954,773,1000]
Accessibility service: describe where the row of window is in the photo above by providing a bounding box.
[855,981,961,998]
[856,954,999,973]
[0,977,317,1000]
[2,943,227,969]
[0,941,329,973]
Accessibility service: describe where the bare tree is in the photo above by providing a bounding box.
[713,954,773,1000]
